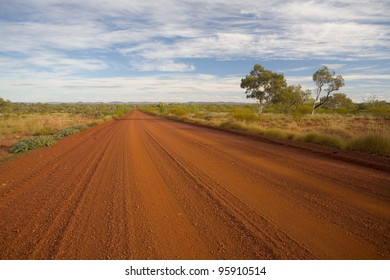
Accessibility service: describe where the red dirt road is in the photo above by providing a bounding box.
[0,110,389,259]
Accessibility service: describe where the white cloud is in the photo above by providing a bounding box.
[0,51,107,76]
[0,21,137,53]
[323,64,346,70]
[132,59,195,72]
[282,67,314,72]
[121,33,258,61]
[2,0,388,60]
[0,0,389,101]
[27,52,108,72]
[0,70,244,103]
[342,74,390,81]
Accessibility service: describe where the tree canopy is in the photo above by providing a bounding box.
[240,64,310,113]
[240,64,287,113]
[321,93,353,111]
[311,66,345,115]
[0,97,11,112]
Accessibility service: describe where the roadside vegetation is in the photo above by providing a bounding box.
[139,64,389,157]
[139,100,390,157]
[0,98,133,155]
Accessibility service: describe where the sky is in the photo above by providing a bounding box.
[0,0,389,103]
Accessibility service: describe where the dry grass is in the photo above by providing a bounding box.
[147,105,390,156]
[0,113,95,145]
[191,112,389,139]
[224,114,390,156]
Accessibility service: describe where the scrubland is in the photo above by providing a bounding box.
[0,113,94,140]
[0,103,133,155]
[1,100,389,157]
[140,103,390,157]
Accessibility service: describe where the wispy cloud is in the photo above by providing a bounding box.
[323,64,346,70]
[0,0,389,102]
[2,0,389,59]
[132,59,195,72]
[282,67,314,72]
[27,51,108,73]
[342,74,390,81]
[0,68,244,102]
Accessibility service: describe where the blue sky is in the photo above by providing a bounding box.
[0,0,389,103]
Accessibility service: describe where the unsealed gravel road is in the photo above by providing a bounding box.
[0,110,389,259]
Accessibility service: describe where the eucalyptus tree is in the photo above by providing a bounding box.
[311,66,345,115]
[240,64,287,114]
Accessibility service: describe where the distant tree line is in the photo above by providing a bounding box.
[0,99,133,118]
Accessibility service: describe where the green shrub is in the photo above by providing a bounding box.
[293,104,312,116]
[347,135,390,156]
[265,128,295,140]
[10,135,56,153]
[169,106,189,117]
[321,127,353,139]
[54,125,87,139]
[357,99,390,117]
[220,120,247,131]
[34,126,54,136]
[157,102,167,114]
[102,115,113,121]
[193,111,206,119]
[114,106,127,118]
[231,108,257,122]
[300,133,344,148]
[9,124,88,153]
[189,104,200,114]
[87,121,99,127]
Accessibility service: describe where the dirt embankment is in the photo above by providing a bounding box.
[0,110,389,259]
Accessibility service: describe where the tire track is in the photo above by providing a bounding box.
[29,129,117,259]
[152,125,390,255]
[140,112,390,256]
[0,120,116,209]
[143,129,314,259]
[0,121,117,259]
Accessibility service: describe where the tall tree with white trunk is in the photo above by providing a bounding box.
[311,66,345,115]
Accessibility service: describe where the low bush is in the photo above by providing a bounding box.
[10,124,88,153]
[347,135,390,156]
[55,125,87,139]
[231,108,258,122]
[220,120,247,131]
[157,102,167,114]
[299,133,344,149]
[87,121,99,127]
[9,135,56,153]
[189,104,200,114]
[34,126,54,136]
[169,106,189,117]
[265,128,295,140]
[293,104,312,116]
